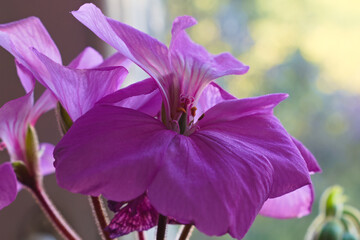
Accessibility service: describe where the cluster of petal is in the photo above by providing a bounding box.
[72,4,249,126]
[53,4,321,239]
[0,82,56,210]
[0,17,130,122]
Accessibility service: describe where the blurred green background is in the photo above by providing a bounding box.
[160,0,360,239]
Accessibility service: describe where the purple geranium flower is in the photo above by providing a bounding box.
[52,4,319,239]
[0,16,131,122]
[0,76,56,210]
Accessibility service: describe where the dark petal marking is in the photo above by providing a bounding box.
[105,194,159,238]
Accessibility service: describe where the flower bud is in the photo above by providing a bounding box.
[56,103,73,134]
[320,186,346,218]
[12,161,36,188]
[342,232,358,240]
[25,125,40,176]
[318,219,344,240]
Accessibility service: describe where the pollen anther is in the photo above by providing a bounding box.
[191,107,197,117]
[177,107,187,114]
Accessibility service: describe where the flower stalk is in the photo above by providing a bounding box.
[138,231,146,240]
[156,215,167,240]
[178,224,194,240]
[30,184,81,240]
[88,196,112,240]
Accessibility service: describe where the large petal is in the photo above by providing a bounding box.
[148,129,273,239]
[0,17,61,83]
[33,50,128,121]
[72,4,170,79]
[98,78,162,117]
[291,137,321,173]
[38,143,55,176]
[260,185,314,218]
[0,163,18,210]
[198,94,311,198]
[67,47,104,69]
[72,4,171,114]
[197,85,321,175]
[54,105,176,201]
[169,16,249,102]
[0,92,33,161]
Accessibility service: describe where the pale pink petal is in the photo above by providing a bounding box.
[54,105,176,201]
[67,47,104,69]
[0,92,33,161]
[98,52,131,69]
[29,90,57,126]
[33,50,128,121]
[15,60,35,93]
[98,78,161,116]
[0,163,18,210]
[260,185,314,218]
[38,143,55,176]
[196,82,235,117]
[198,94,311,198]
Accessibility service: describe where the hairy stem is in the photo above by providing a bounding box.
[156,215,167,240]
[88,196,112,240]
[30,184,81,240]
[178,224,194,240]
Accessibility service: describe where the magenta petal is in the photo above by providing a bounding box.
[169,16,249,100]
[98,78,162,117]
[292,137,321,173]
[72,4,170,79]
[148,132,273,239]
[106,194,158,237]
[0,163,18,210]
[67,47,104,69]
[33,50,128,121]
[98,52,131,69]
[54,105,176,201]
[197,82,235,117]
[260,185,314,218]
[0,17,61,82]
[199,94,311,198]
[39,143,55,176]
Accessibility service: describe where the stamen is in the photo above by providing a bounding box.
[198,113,205,121]
[177,107,187,114]
[190,107,197,117]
